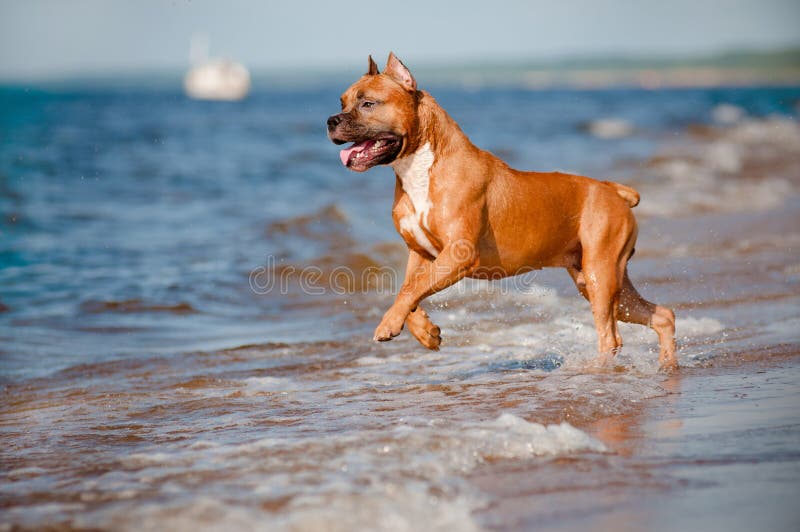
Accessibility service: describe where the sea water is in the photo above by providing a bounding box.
[1,84,799,529]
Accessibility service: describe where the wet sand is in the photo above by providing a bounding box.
[473,353,800,531]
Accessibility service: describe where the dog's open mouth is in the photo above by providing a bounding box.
[339,136,402,171]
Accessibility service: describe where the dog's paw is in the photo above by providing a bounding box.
[406,308,441,351]
[658,353,679,373]
[373,313,405,342]
[413,326,442,350]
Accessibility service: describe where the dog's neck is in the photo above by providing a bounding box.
[391,92,481,218]
[408,91,473,158]
[391,141,435,211]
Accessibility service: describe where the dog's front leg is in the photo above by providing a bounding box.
[399,250,442,350]
[373,239,479,342]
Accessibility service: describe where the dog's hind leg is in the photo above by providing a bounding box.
[581,253,623,364]
[567,267,623,347]
[572,232,676,370]
[577,203,636,364]
[616,269,677,370]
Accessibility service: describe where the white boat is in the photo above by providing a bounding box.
[184,35,250,101]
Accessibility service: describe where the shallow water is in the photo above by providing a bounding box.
[1,85,799,529]
[473,357,800,531]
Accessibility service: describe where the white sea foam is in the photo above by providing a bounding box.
[356,355,387,366]
[676,316,724,337]
[728,116,800,147]
[105,489,480,532]
[279,488,480,532]
[241,376,300,394]
[704,141,742,173]
[712,103,745,125]
[3,503,87,525]
[585,118,634,139]
[119,452,174,468]
[378,413,606,477]
[104,498,268,532]
[5,466,47,479]
[89,412,603,532]
[459,413,606,459]
[764,317,800,341]
[188,440,221,450]
[637,116,800,217]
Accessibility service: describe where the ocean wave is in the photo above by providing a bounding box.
[79,298,197,315]
[634,116,800,217]
[81,413,602,532]
[265,203,350,241]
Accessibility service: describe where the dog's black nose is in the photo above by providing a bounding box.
[327,114,343,130]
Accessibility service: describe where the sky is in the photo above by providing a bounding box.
[1,0,799,80]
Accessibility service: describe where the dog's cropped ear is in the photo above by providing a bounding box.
[367,55,379,75]
[385,52,416,92]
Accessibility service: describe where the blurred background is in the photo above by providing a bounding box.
[2,0,800,87]
[1,2,800,529]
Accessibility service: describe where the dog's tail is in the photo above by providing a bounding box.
[604,181,640,208]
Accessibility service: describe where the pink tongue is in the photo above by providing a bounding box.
[339,140,372,166]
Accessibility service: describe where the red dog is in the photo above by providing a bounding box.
[327,53,677,369]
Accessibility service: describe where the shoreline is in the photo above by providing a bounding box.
[470,352,800,531]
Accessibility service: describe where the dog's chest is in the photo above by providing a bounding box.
[391,143,438,257]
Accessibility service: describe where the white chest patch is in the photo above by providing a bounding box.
[391,143,438,257]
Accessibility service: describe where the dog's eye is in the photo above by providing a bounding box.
[361,100,376,109]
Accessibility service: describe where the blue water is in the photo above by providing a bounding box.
[1,85,799,378]
[2,82,800,531]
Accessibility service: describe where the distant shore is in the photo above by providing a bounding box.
[417,48,800,89]
[2,48,799,91]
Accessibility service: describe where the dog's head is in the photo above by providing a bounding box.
[327,53,420,172]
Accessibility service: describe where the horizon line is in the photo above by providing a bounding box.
[2,44,799,84]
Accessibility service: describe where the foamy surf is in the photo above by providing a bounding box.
[63,413,603,532]
[633,116,800,217]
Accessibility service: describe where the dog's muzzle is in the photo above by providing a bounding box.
[327,114,347,144]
